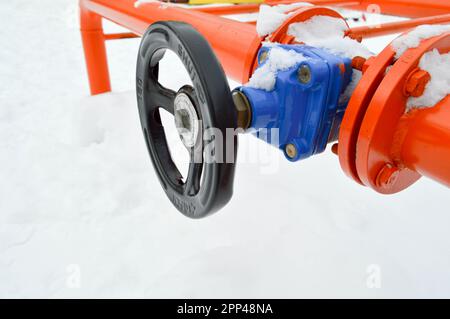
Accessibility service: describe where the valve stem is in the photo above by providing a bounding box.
[232,90,252,130]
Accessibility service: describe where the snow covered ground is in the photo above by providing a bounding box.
[1,0,450,298]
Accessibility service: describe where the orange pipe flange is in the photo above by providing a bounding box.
[338,49,394,184]
[355,32,450,193]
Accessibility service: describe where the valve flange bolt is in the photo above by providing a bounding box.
[351,56,366,71]
[298,64,311,84]
[376,163,400,188]
[404,68,431,97]
[285,143,298,159]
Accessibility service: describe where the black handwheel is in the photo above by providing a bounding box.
[136,21,238,218]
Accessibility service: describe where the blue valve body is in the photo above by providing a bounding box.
[237,44,353,161]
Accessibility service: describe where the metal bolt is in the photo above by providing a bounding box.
[232,90,252,130]
[285,143,298,159]
[404,68,431,97]
[298,64,311,84]
[331,143,339,155]
[258,50,269,64]
[351,56,366,71]
[376,163,400,188]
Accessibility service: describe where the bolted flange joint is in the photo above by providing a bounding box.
[404,68,431,97]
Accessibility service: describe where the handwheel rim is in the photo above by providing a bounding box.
[136,21,238,218]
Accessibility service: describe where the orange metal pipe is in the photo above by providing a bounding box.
[193,0,360,15]
[338,0,450,19]
[193,3,260,15]
[196,0,450,19]
[347,14,450,39]
[104,32,139,40]
[266,0,362,7]
[401,97,450,187]
[80,0,261,86]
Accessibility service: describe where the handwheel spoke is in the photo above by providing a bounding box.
[184,150,203,196]
[151,123,184,184]
[149,84,176,114]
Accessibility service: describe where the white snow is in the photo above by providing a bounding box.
[406,49,450,111]
[246,47,308,91]
[285,15,373,100]
[289,14,349,39]
[391,24,450,59]
[256,3,313,37]
[2,0,450,298]
[339,70,362,104]
[256,5,289,37]
[287,15,374,59]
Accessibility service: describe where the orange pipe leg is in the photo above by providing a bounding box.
[80,2,111,95]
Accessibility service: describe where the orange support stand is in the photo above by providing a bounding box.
[79,0,450,95]
[80,4,111,95]
[80,0,262,92]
